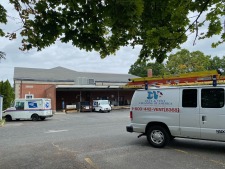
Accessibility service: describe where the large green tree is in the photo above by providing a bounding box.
[129,49,223,77]
[209,56,225,70]
[129,59,165,77]
[1,1,225,62]
[0,80,14,110]
[166,49,211,74]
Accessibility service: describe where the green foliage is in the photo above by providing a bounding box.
[129,59,148,77]
[1,1,225,62]
[0,3,7,37]
[128,58,165,77]
[129,49,225,77]
[209,56,225,70]
[166,49,211,74]
[0,80,15,110]
[0,51,6,60]
[0,3,7,59]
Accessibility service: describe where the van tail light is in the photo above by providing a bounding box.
[130,111,133,120]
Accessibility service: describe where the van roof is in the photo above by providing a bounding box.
[15,98,51,101]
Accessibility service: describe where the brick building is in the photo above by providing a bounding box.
[14,67,138,112]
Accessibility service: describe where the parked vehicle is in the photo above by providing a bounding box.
[92,100,111,112]
[80,101,92,112]
[126,86,225,148]
[3,98,53,121]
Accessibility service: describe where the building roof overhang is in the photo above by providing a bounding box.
[56,85,136,91]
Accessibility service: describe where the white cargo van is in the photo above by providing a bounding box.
[126,86,225,148]
[92,100,111,112]
[3,98,53,121]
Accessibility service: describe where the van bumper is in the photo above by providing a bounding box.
[126,125,133,133]
[40,115,53,118]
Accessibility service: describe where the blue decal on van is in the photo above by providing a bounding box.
[28,102,38,108]
[147,91,163,100]
[45,102,50,108]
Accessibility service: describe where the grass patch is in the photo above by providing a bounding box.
[0,118,5,127]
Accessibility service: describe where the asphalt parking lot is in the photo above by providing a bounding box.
[1,109,225,169]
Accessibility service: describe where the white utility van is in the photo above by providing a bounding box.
[3,98,53,121]
[93,100,111,112]
[126,86,225,148]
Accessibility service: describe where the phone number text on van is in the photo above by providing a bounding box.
[131,107,180,113]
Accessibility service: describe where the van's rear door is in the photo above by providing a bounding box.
[200,88,225,141]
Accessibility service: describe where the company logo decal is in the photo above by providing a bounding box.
[147,91,163,99]
[138,91,172,106]
[45,102,50,108]
[28,102,38,108]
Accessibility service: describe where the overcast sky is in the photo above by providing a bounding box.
[0,2,225,85]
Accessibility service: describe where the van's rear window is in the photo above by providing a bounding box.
[201,88,224,108]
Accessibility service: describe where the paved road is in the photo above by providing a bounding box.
[1,110,225,169]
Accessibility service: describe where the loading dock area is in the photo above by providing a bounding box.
[56,85,135,111]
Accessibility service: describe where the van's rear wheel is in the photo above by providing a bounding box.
[31,114,39,121]
[147,126,169,148]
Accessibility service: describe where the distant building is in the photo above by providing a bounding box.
[14,67,138,112]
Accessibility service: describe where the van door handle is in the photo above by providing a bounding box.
[202,115,207,122]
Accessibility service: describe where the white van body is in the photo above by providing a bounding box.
[3,98,53,121]
[93,100,111,112]
[126,86,225,147]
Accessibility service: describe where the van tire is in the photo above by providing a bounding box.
[31,114,39,121]
[147,126,169,148]
[5,115,12,121]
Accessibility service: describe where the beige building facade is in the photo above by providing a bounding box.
[14,67,138,112]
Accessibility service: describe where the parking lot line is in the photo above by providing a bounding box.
[45,129,68,133]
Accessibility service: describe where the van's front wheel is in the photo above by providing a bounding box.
[5,115,12,121]
[147,126,169,148]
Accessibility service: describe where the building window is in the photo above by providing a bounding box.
[25,94,34,99]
